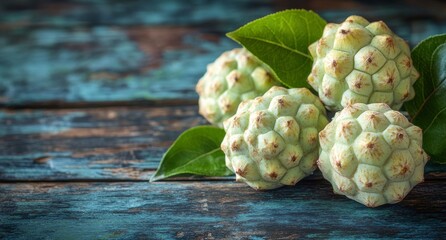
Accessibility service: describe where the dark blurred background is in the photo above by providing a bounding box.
[0,0,444,107]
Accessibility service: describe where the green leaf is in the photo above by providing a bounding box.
[404,34,446,164]
[227,9,326,88]
[150,126,233,181]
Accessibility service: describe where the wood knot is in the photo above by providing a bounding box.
[33,156,51,164]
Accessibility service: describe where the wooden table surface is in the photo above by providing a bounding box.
[1,0,446,239]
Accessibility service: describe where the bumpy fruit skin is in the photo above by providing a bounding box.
[196,48,281,128]
[308,15,419,111]
[318,103,429,207]
[221,86,329,190]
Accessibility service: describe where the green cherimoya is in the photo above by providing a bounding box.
[308,15,419,111]
[318,103,429,207]
[221,86,328,190]
[196,48,282,128]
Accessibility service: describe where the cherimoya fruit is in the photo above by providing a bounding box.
[221,86,328,190]
[196,48,282,128]
[318,103,429,207]
[307,15,419,111]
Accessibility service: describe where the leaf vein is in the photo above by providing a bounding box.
[237,35,312,59]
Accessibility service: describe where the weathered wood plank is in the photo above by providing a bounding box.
[0,106,205,180]
[0,0,445,106]
[1,107,445,181]
[0,25,237,105]
[1,180,445,239]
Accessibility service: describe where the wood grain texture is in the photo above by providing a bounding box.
[1,107,445,181]
[1,1,445,237]
[0,0,445,106]
[1,180,445,239]
[0,106,205,180]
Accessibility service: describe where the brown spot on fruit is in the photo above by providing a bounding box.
[335,160,342,168]
[366,142,375,149]
[387,76,394,84]
[309,136,317,144]
[324,88,332,97]
[399,164,409,175]
[231,141,239,151]
[385,37,395,50]
[211,82,222,92]
[269,172,278,179]
[369,113,378,121]
[256,113,264,124]
[291,155,297,162]
[363,52,378,69]
[402,92,409,99]
[232,117,240,127]
[319,131,326,140]
[404,59,412,68]
[386,68,396,85]
[365,182,373,188]
[236,168,247,177]
[340,29,350,35]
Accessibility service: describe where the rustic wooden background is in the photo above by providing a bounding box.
[1,0,445,239]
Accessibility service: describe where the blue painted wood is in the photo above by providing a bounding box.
[0,26,237,105]
[0,180,445,239]
[0,0,444,106]
[0,2,445,237]
[0,106,206,180]
[0,107,445,181]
